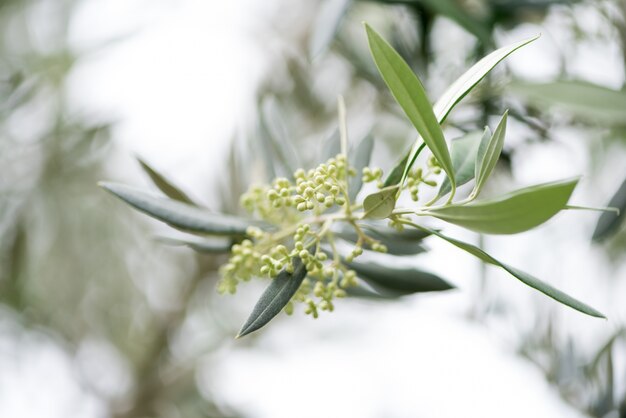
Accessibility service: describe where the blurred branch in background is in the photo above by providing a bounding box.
[0,0,239,416]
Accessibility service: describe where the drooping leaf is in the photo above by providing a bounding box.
[100,182,256,235]
[137,157,197,205]
[349,134,374,200]
[593,177,626,242]
[433,35,539,123]
[346,258,455,296]
[384,35,538,187]
[157,234,232,253]
[237,258,307,338]
[472,111,508,199]
[332,224,428,256]
[427,178,579,234]
[436,130,485,199]
[365,24,455,194]
[510,79,626,127]
[308,0,352,59]
[408,224,605,318]
[363,185,399,219]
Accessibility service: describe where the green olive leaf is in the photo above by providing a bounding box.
[345,259,455,296]
[427,178,579,234]
[434,35,539,124]
[237,258,307,338]
[409,224,605,318]
[472,111,508,199]
[100,182,257,236]
[436,130,486,199]
[363,185,400,219]
[384,35,538,188]
[365,24,455,195]
[137,157,197,205]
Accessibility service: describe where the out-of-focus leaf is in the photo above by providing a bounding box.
[363,185,399,219]
[137,157,197,205]
[322,129,341,162]
[157,234,232,254]
[349,134,374,200]
[433,35,539,123]
[410,223,606,318]
[259,98,300,178]
[419,0,491,45]
[510,80,626,127]
[427,178,578,234]
[309,0,352,59]
[472,111,508,199]
[100,182,256,236]
[345,258,455,296]
[593,177,626,242]
[365,24,455,193]
[237,258,307,338]
[436,130,485,199]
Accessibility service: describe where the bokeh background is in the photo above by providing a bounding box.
[1,0,625,417]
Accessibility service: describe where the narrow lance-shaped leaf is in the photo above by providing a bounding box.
[384,35,539,187]
[137,157,197,205]
[100,182,257,236]
[407,223,605,318]
[471,111,508,199]
[593,177,626,242]
[237,258,307,338]
[436,130,486,199]
[332,223,428,256]
[363,185,399,220]
[365,24,455,196]
[345,258,455,296]
[426,178,578,235]
[434,35,539,123]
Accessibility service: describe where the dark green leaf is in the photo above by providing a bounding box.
[427,178,578,234]
[593,177,626,242]
[237,258,307,338]
[365,24,455,193]
[436,130,485,199]
[137,157,197,205]
[472,111,508,198]
[419,0,491,45]
[410,224,605,318]
[363,185,399,219]
[345,258,455,296]
[100,182,256,235]
[349,134,374,200]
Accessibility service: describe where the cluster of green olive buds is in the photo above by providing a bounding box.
[405,156,441,201]
[293,155,350,212]
[362,167,384,188]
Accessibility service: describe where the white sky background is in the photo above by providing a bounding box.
[2,0,625,417]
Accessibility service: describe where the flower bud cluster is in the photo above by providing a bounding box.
[293,154,349,212]
[362,167,383,188]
